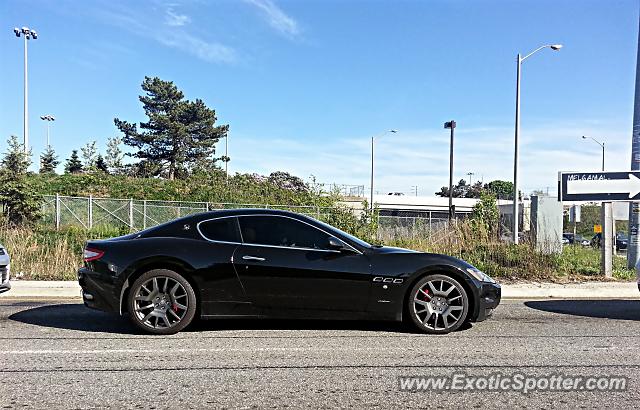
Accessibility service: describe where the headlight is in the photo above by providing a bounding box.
[466,267,496,283]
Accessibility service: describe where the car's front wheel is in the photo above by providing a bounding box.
[127,269,197,335]
[407,274,469,334]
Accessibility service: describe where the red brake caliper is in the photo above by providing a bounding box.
[173,303,179,313]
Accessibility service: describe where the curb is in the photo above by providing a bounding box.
[1,280,639,300]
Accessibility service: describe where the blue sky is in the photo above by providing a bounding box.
[1,0,639,196]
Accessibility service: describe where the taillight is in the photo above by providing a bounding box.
[84,248,104,262]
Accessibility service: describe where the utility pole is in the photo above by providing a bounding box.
[444,121,456,220]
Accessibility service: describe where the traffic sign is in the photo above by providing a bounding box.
[559,171,640,202]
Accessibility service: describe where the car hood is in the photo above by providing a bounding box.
[369,246,474,269]
[369,246,421,254]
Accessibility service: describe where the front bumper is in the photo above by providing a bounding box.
[471,282,501,322]
[0,264,10,293]
[78,267,121,314]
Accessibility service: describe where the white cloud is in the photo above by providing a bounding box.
[244,0,300,37]
[165,8,191,27]
[158,32,237,64]
[90,2,237,64]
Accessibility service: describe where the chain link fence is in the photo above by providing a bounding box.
[41,195,451,241]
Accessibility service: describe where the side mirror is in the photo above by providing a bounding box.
[328,236,349,251]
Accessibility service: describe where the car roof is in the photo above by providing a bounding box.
[192,208,313,220]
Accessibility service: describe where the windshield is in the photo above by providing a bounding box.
[312,218,372,249]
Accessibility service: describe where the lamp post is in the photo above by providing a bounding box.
[467,172,474,185]
[444,121,456,219]
[370,129,398,211]
[13,27,38,155]
[512,43,563,244]
[40,115,55,147]
[581,135,605,171]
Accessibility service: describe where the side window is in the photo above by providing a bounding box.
[199,218,241,243]
[239,216,331,250]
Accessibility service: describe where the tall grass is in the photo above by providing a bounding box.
[0,219,633,281]
[0,224,126,280]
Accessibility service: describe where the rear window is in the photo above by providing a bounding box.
[198,218,240,243]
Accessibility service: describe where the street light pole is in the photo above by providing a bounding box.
[40,115,55,147]
[14,27,38,155]
[444,121,456,219]
[467,172,474,185]
[369,129,397,211]
[512,44,562,244]
[581,136,605,172]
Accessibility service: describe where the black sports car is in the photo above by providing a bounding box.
[78,209,501,335]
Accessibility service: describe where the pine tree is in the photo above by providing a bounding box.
[106,136,124,174]
[2,135,30,175]
[0,136,41,225]
[95,154,109,173]
[115,76,228,180]
[39,145,60,174]
[64,150,84,174]
[81,141,97,169]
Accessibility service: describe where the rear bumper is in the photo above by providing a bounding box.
[471,282,501,322]
[0,265,10,294]
[78,267,121,314]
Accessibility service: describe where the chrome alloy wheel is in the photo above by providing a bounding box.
[413,278,465,331]
[133,276,189,329]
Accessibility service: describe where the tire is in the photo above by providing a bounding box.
[406,274,469,334]
[127,269,197,335]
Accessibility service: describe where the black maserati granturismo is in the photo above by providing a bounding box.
[78,209,501,335]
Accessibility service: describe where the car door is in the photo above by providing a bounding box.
[233,215,372,312]
[196,216,253,315]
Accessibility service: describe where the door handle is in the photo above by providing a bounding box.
[242,255,266,262]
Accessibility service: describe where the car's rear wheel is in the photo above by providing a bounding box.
[127,269,196,335]
[407,274,469,334]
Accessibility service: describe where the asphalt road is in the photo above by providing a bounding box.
[1,299,640,409]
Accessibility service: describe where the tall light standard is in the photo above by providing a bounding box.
[512,43,563,244]
[370,129,398,211]
[467,172,474,185]
[444,121,456,219]
[581,136,605,171]
[40,115,55,147]
[14,27,38,154]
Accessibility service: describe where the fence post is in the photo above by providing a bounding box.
[143,200,147,230]
[88,195,93,230]
[129,199,134,231]
[55,193,60,230]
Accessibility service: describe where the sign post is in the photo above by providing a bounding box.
[558,171,640,278]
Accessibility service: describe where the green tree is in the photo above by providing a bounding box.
[81,141,98,169]
[0,136,41,225]
[436,179,480,198]
[39,145,59,174]
[471,191,500,238]
[95,154,109,173]
[114,76,229,180]
[105,136,124,174]
[485,180,514,200]
[64,150,84,174]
